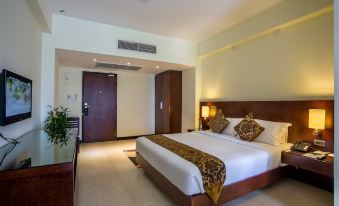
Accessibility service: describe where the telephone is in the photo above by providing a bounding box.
[292,141,311,152]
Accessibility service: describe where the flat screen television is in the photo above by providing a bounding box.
[0,69,32,126]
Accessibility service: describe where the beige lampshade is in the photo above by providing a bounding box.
[308,109,326,130]
[201,106,209,118]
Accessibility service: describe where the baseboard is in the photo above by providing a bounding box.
[78,134,155,142]
[117,134,155,140]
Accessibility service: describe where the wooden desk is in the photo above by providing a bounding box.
[0,130,78,206]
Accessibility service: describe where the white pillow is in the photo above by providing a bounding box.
[280,127,289,144]
[221,118,242,137]
[253,119,292,146]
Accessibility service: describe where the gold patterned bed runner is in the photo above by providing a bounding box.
[146,135,226,204]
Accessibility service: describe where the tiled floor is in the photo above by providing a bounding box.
[76,140,333,206]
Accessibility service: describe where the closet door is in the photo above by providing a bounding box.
[162,72,171,134]
[169,71,182,133]
[155,73,163,134]
[155,70,182,134]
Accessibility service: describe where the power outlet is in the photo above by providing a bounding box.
[314,139,326,147]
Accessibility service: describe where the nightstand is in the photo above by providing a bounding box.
[282,150,334,177]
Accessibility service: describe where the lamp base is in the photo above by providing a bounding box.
[312,129,322,139]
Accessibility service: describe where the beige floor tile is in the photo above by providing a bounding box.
[123,180,172,206]
[223,179,333,206]
[76,172,123,194]
[77,186,134,206]
[76,190,101,206]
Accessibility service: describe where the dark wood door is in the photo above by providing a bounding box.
[162,72,171,133]
[155,73,163,134]
[82,72,117,142]
[154,71,182,134]
[168,71,182,133]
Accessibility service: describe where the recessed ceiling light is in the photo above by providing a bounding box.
[59,10,65,13]
[93,59,97,62]
[156,65,160,69]
[127,62,131,65]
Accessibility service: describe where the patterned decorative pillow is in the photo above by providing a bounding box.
[207,110,230,133]
[234,113,265,141]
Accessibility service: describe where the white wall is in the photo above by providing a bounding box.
[198,0,333,56]
[117,71,154,137]
[334,0,338,204]
[58,67,155,138]
[53,15,197,66]
[200,12,334,101]
[41,14,197,125]
[0,0,42,146]
[182,68,196,132]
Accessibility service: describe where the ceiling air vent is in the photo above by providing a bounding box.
[118,40,157,54]
[95,62,142,71]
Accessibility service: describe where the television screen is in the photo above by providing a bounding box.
[0,69,32,126]
[6,76,32,117]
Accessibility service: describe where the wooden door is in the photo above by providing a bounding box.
[168,71,182,133]
[82,72,117,142]
[155,73,163,134]
[162,72,171,134]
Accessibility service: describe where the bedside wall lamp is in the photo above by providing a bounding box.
[308,109,326,139]
[201,106,210,119]
[199,106,210,131]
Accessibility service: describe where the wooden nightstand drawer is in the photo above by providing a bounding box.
[282,151,333,177]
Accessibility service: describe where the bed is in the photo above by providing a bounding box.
[136,100,334,206]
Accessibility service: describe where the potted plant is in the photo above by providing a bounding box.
[44,106,70,147]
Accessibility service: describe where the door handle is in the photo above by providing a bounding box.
[83,103,91,108]
[160,102,163,110]
[82,103,91,116]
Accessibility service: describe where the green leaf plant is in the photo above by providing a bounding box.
[44,106,70,147]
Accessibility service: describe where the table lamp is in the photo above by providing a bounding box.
[308,109,326,139]
[201,106,209,119]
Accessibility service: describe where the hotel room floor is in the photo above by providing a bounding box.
[76,139,333,206]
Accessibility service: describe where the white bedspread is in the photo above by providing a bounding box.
[136,131,291,196]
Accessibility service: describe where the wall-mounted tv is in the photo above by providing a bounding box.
[0,69,32,126]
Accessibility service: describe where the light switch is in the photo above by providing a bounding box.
[314,139,326,147]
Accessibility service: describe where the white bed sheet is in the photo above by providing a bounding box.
[136,131,291,196]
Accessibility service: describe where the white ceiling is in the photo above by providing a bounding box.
[51,0,282,41]
[56,49,192,74]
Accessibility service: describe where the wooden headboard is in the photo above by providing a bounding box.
[200,101,334,152]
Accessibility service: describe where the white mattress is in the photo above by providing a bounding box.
[136,131,291,196]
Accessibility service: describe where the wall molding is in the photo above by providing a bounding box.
[25,0,51,33]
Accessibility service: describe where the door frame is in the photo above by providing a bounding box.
[81,71,117,142]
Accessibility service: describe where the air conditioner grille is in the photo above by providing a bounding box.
[95,62,142,71]
[118,40,156,54]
